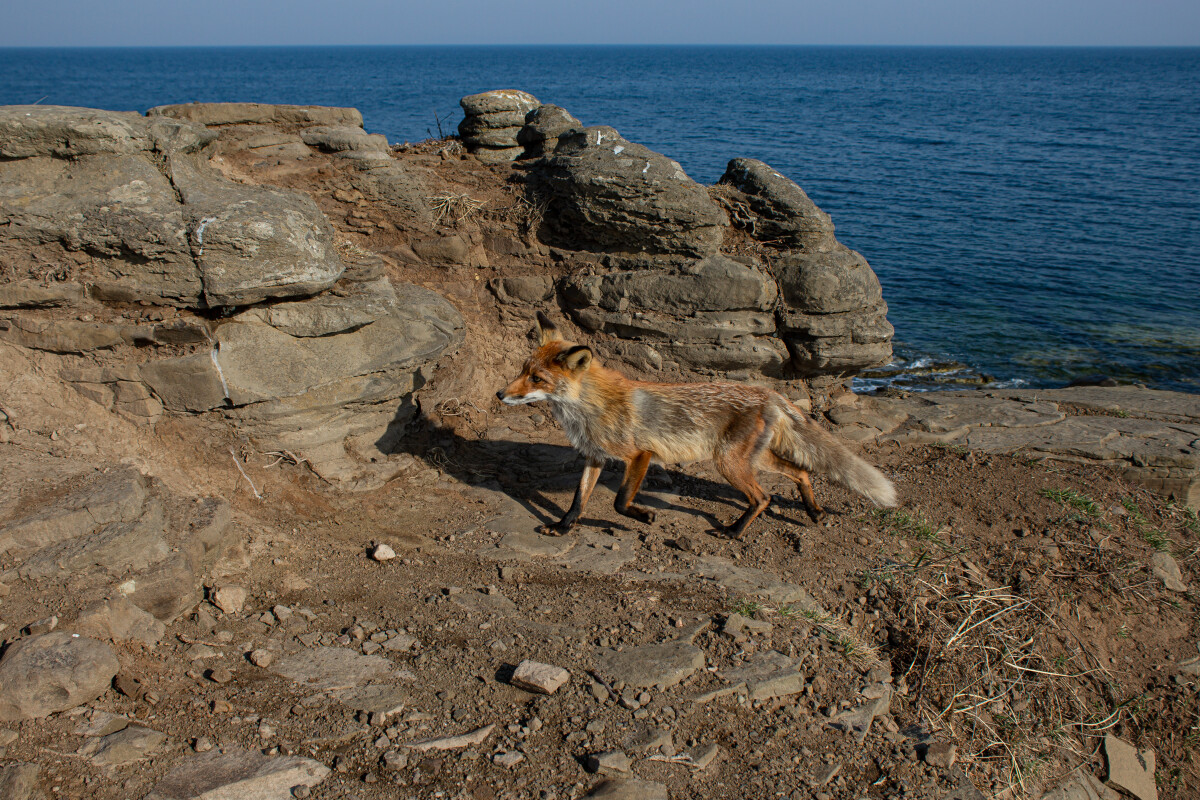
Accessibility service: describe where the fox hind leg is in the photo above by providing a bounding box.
[715,413,775,539]
[614,450,656,525]
[764,452,827,523]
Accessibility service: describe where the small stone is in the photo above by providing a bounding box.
[363,771,378,783]
[382,750,408,770]
[372,544,396,562]
[212,586,247,614]
[586,751,633,776]
[0,729,17,747]
[511,659,570,695]
[585,778,669,799]
[208,667,233,684]
[1150,552,1188,592]
[494,751,525,768]
[193,736,214,752]
[292,786,311,799]
[686,743,721,770]
[211,699,233,713]
[1104,735,1158,800]
[23,615,58,635]
[923,741,956,769]
[249,649,274,668]
[361,641,382,655]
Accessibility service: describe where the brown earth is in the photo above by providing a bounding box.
[1,130,1197,800]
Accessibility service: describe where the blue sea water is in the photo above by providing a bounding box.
[2,45,1198,393]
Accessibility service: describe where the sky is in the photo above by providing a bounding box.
[3,0,1199,48]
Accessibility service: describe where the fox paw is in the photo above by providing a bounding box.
[537,523,573,536]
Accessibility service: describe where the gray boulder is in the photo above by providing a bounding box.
[300,125,390,160]
[528,126,727,257]
[517,104,582,157]
[140,280,464,488]
[718,158,835,249]
[168,155,343,307]
[714,158,893,377]
[0,153,201,304]
[0,633,119,721]
[560,255,786,374]
[0,105,346,310]
[0,105,212,159]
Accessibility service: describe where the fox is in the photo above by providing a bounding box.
[496,312,898,539]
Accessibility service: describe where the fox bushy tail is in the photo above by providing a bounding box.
[775,402,898,507]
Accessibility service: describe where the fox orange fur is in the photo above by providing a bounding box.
[497,313,898,538]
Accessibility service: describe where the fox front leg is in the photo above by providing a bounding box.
[539,460,603,536]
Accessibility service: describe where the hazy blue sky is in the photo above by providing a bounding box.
[3,0,1199,48]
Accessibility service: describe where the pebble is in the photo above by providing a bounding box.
[372,544,396,562]
[208,667,233,684]
[494,751,525,768]
[382,751,408,770]
[212,586,247,615]
[292,786,311,799]
[193,736,214,752]
[23,615,58,635]
[249,649,274,668]
[586,751,633,776]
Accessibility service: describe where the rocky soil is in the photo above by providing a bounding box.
[0,97,1197,800]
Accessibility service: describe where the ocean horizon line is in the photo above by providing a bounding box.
[3,43,1199,52]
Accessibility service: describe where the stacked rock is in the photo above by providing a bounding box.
[458,90,541,163]
[517,105,582,158]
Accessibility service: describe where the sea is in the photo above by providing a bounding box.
[2,46,1198,393]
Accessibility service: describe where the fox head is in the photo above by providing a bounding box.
[496,312,594,406]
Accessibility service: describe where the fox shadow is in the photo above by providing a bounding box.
[379,405,826,539]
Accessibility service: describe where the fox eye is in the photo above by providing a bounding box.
[529,375,543,384]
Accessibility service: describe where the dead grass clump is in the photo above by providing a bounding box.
[881,558,1132,799]
[428,192,486,226]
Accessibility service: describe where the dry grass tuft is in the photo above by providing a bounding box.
[428,193,487,226]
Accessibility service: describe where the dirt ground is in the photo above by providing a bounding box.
[3,399,1198,799]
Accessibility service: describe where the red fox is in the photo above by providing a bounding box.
[497,313,898,539]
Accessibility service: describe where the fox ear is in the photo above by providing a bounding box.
[555,345,593,372]
[536,312,563,346]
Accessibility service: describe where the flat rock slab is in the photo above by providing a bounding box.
[0,633,119,721]
[330,684,408,715]
[870,389,1199,508]
[450,590,518,617]
[1006,386,1200,423]
[595,638,705,690]
[271,647,392,691]
[144,749,330,800]
[585,778,669,800]
[406,724,494,752]
[511,660,570,694]
[686,555,821,607]
[1104,735,1158,800]
[79,724,166,765]
[491,531,575,559]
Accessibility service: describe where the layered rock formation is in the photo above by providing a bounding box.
[0,105,463,486]
[458,90,541,163]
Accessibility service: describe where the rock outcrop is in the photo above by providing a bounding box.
[457,91,891,381]
[719,158,892,377]
[0,106,343,309]
[0,105,464,487]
